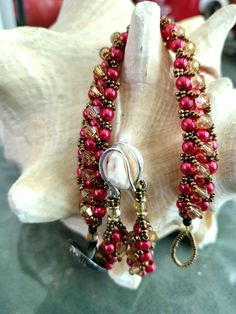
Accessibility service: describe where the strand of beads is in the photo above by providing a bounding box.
[126,180,158,276]
[160,17,219,227]
[77,30,129,237]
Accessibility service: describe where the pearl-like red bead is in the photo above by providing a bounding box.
[195,152,208,163]
[105,263,114,270]
[98,129,111,141]
[179,96,195,110]
[194,175,205,186]
[120,32,128,43]
[196,129,210,142]
[181,118,196,131]
[180,162,195,175]
[176,76,192,90]
[179,183,192,194]
[107,68,120,80]
[161,23,177,39]
[111,230,122,243]
[134,223,142,235]
[93,206,106,218]
[76,167,82,178]
[91,98,102,107]
[85,139,97,151]
[110,46,124,61]
[85,179,94,189]
[80,128,86,138]
[135,240,151,251]
[208,161,218,174]
[169,38,185,52]
[104,87,117,101]
[145,261,156,273]
[206,182,215,194]
[139,252,153,263]
[101,108,114,121]
[174,58,188,69]
[182,141,196,154]
[190,194,202,205]
[103,243,115,254]
[176,201,187,210]
[93,188,107,200]
[200,201,210,211]
[95,150,104,160]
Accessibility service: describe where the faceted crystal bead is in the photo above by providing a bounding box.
[79,205,92,217]
[90,84,102,98]
[86,105,100,119]
[84,125,97,138]
[191,74,205,89]
[93,64,106,80]
[195,93,209,109]
[116,242,127,257]
[149,231,158,242]
[129,263,142,275]
[196,115,213,129]
[189,59,200,73]
[188,207,203,219]
[183,41,195,57]
[200,143,213,157]
[196,164,210,176]
[194,186,208,199]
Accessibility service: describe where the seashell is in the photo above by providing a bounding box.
[0,0,236,288]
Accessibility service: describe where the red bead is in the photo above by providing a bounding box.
[85,139,97,151]
[94,170,102,180]
[196,129,210,142]
[212,140,218,151]
[179,183,192,194]
[88,89,95,100]
[190,194,202,205]
[181,118,196,132]
[195,108,205,116]
[83,108,89,119]
[85,179,94,189]
[139,252,153,263]
[134,223,142,235]
[93,188,107,200]
[208,161,218,174]
[161,23,177,39]
[176,200,187,210]
[89,119,99,127]
[182,141,196,154]
[111,230,122,243]
[120,32,128,43]
[96,79,106,93]
[174,58,188,69]
[180,162,195,175]
[103,243,115,254]
[194,175,205,186]
[101,60,109,71]
[145,261,156,273]
[98,129,111,141]
[179,96,195,110]
[95,150,104,160]
[206,182,215,194]
[80,128,86,138]
[195,153,208,163]
[107,68,120,80]
[93,206,106,218]
[92,98,103,107]
[76,167,82,178]
[110,46,124,61]
[77,149,82,158]
[135,240,151,251]
[104,87,117,101]
[200,201,210,211]
[169,38,185,52]
[105,263,114,270]
[107,255,118,264]
[176,76,192,90]
[101,108,115,121]
[126,258,135,267]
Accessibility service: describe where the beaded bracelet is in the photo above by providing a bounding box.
[160,17,219,267]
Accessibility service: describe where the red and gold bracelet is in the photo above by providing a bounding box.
[77,30,128,236]
[161,17,219,267]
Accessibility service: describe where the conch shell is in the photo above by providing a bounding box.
[0,0,236,288]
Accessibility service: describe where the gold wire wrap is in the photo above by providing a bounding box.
[171,227,197,268]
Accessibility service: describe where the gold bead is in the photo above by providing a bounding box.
[129,263,141,275]
[93,64,106,80]
[90,83,102,98]
[99,47,110,60]
[196,114,213,129]
[195,93,210,109]
[183,41,195,57]
[116,242,127,256]
[110,32,120,45]
[176,25,185,37]
[87,232,98,242]
[149,230,158,242]
[189,59,200,72]
[188,207,203,219]
[191,74,205,89]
